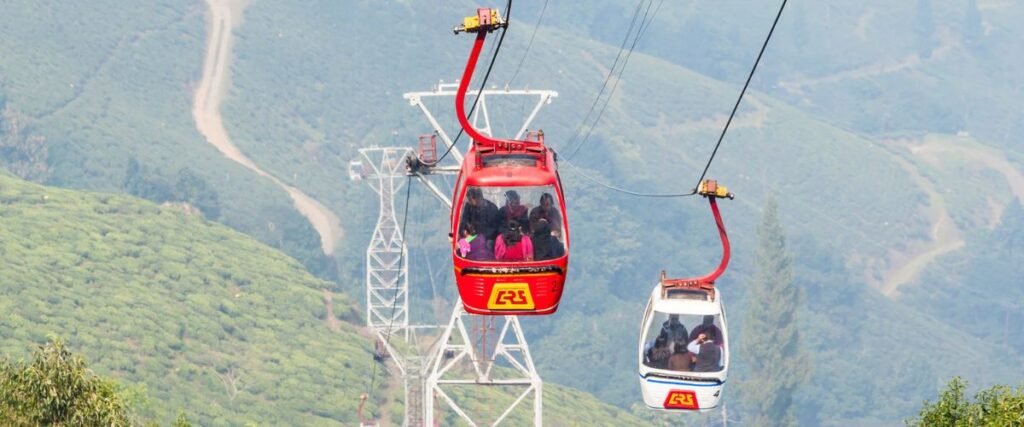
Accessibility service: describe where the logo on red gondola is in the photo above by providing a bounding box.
[487,283,534,310]
[664,390,699,410]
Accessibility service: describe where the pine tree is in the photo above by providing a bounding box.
[914,0,937,59]
[962,0,983,47]
[738,197,810,426]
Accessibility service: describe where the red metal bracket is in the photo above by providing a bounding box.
[660,195,731,294]
[418,134,437,164]
[454,28,545,156]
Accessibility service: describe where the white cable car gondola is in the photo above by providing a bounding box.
[348,159,365,182]
[638,180,733,412]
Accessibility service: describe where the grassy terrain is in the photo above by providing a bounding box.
[0,171,371,425]
[3,0,1024,424]
[0,171,648,425]
[0,0,330,278]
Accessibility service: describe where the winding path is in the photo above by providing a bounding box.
[779,27,959,96]
[881,150,963,297]
[881,136,1024,297]
[193,0,342,255]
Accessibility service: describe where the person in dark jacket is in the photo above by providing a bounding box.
[694,342,722,372]
[661,314,689,347]
[461,187,500,241]
[498,190,530,235]
[531,219,565,260]
[688,315,723,345]
[528,192,562,234]
[667,344,695,372]
[645,335,671,370]
[687,333,723,372]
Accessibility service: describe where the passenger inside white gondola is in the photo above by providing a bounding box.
[642,312,725,372]
[688,315,723,343]
[662,314,688,345]
[644,335,671,370]
[687,332,723,372]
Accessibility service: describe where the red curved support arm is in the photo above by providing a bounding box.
[662,197,731,287]
[702,197,731,284]
[455,32,520,148]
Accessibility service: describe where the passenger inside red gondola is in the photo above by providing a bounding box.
[531,219,564,261]
[460,187,500,243]
[529,193,561,235]
[456,185,566,262]
[498,191,529,235]
[495,220,533,261]
[456,222,494,261]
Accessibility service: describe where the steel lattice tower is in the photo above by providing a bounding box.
[352,82,557,427]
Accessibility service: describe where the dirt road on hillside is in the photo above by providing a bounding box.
[779,27,959,96]
[193,0,342,255]
[881,136,1024,297]
[881,151,964,297]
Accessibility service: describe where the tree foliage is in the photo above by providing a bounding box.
[0,106,48,182]
[962,0,983,47]
[122,158,221,220]
[913,0,937,58]
[909,377,1024,426]
[0,337,132,426]
[738,197,810,426]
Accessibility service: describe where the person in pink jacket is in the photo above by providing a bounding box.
[494,220,533,261]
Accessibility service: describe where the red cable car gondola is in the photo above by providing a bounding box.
[449,8,569,315]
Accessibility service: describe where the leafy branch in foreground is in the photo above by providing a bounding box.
[909,377,1024,426]
[0,337,192,427]
[0,336,131,425]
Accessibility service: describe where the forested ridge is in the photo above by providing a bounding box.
[2,0,1024,424]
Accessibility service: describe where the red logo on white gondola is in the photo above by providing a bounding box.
[664,390,699,410]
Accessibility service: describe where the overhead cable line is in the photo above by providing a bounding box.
[562,160,696,198]
[560,0,787,199]
[364,175,413,404]
[564,0,665,161]
[429,0,512,166]
[560,0,649,156]
[506,0,549,87]
[691,0,787,190]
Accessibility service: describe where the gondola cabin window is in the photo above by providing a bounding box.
[455,185,565,262]
[641,312,725,373]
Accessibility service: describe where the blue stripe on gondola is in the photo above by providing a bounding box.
[638,373,724,387]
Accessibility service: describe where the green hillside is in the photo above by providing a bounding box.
[0,171,372,425]
[0,172,647,425]
[0,0,331,278]
[3,0,1024,424]
[220,1,982,421]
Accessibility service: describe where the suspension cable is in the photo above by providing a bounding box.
[429,0,512,166]
[364,175,413,407]
[562,160,695,198]
[560,0,648,155]
[561,0,663,160]
[564,0,665,161]
[563,0,787,198]
[506,0,547,87]
[692,0,787,190]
